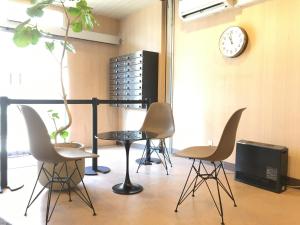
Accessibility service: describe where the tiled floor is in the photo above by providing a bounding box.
[0,146,299,225]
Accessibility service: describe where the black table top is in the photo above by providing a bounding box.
[97,130,158,142]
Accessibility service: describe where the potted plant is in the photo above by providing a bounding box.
[13,0,97,188]
[13,0,97,142]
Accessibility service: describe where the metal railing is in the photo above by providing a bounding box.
[0,96,150,193]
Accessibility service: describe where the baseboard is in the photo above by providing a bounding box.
[287,177,300,186]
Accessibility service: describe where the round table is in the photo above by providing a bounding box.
[97,130,157,195]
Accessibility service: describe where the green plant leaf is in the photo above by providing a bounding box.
[68,7,81,17]
[59,130,69,140]
[71,21,83,32]
[61,41,76,53]
[82,13,94,30]
[51,112,59,119]
[45,41,55,52]
[76,0,88,8]
[13,23,41,47]
[15,19,31,32]
[27,0,54,18]
[31,28,42,44]
[50,131,56,140]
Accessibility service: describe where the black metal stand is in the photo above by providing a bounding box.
[175,160,237,225]
[85,98,111,175]
[136,139,172,175]
[113,140,143,195]
[1,97,24,194]
[135,140,161,165]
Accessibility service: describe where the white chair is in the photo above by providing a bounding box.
[136,102,175,174]
[20,105,98,225]
[174,108,246,225]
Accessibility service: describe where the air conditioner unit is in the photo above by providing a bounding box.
[179,0,236,21]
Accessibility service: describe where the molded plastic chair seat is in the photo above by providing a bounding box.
[56,147,97,160]
[175,146,217,160]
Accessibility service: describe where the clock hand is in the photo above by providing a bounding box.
[229,32,233,44]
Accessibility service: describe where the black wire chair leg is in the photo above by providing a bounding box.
[75,161,96,216]
[175,159,196,212]
[192,160,201,197]
[214,163,225,225]
[162,139,173,167]
[24,162,45,216]
[136,145,147,173]
[161,146,169,175]
[46,164,56,225]
[220,162,237,207]
[64,162,72,202]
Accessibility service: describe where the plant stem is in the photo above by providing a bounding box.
[52,118,58,144]
[54,1,72,142]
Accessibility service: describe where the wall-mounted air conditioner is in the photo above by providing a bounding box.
[179,0,236,21]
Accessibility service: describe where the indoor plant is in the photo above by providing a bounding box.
[13,0,97,142]
[13,0,97,188]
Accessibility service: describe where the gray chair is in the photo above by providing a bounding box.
[20,105,97,225]
[174,108,246,225]
[136,102,175,174]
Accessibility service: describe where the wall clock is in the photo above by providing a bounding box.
[219,26,248,58]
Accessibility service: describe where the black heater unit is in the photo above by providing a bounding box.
[235,140,288,193]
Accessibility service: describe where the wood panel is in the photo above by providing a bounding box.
[67,14,120,146]
[173,0,300,178]
[118,1,163,130]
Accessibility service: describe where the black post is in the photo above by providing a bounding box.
[92,98,98,171]
[0,97,23,193]
[0,97,8,192]
[85,98,110,175]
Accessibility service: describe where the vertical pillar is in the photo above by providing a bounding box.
[0,97,8,191]
[92,97,98,171]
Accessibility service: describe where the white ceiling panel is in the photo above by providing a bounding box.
[86,0,156,19]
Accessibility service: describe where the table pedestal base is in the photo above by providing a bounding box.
[112,183,143,195]
[135,157,161,165]
[85,166,111,175]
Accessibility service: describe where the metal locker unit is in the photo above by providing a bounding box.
[109,50,158,109]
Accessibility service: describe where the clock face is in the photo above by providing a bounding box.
[219,26,248,58]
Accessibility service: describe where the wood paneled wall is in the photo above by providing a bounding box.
[68,15,120,146]
[117,1,163,130]
[173,0,300,178]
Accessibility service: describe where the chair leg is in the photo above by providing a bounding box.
[213,163,225,225]
[220,162,237,207]
[175,160,236,225]
[45,164,57,225]
[75,161,96,216]
[63,162,72,202]
[136,145,147,173]
[192,160,201,197]
[175,159,200,212]
[162,139,173,167]
[161,147,169,175]
[24,162,45,216]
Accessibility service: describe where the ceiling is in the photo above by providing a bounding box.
[86,0,156,19]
